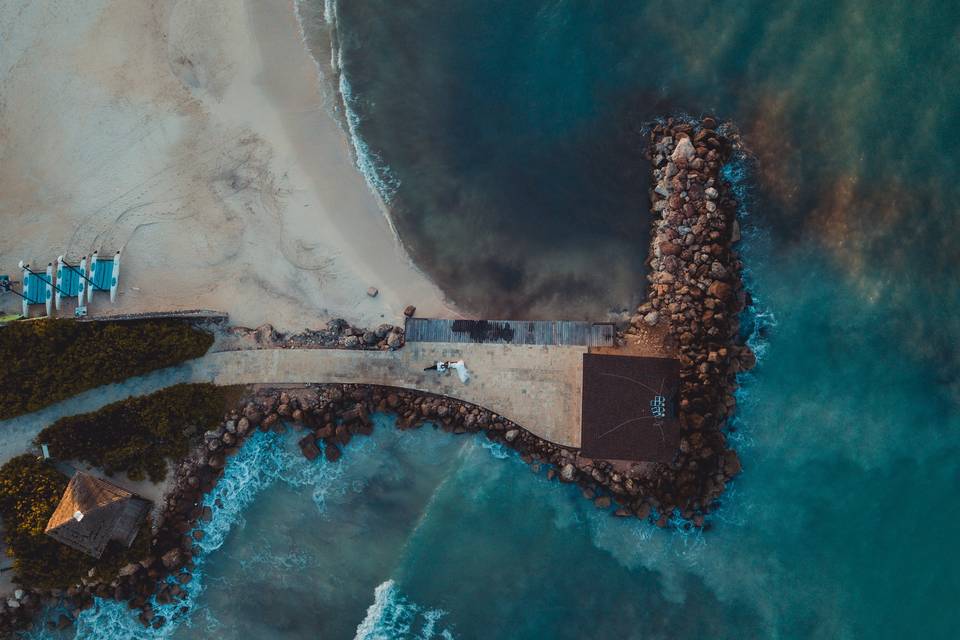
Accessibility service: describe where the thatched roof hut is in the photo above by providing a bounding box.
[44,472,151,558]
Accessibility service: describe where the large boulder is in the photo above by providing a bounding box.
[324,443,342,463]
[707,281,733,300]
[723,450,742,478]
[659,241,681,257]
[298,435,320,461]
[671,136,695,162]
[161,549,183,570]
[254,324,278,345]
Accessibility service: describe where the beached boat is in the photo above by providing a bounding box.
[55,255,87,311]
[18,261,53,317]
[87,250,121,303]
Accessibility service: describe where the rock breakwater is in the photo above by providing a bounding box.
[226,318,406,351]
[6,118,754,634]
[627,117,754,518]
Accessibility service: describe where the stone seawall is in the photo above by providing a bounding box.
[630,117,754,517]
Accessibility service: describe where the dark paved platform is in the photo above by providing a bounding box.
[580,354,680,462]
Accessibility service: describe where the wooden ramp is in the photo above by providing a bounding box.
[405,318,614,348]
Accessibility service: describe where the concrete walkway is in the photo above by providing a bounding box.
[0,343,587,463]
[185,343,586,447]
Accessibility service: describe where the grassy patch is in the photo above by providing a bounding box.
[0,455,151,590]
[36,384,227,482]
[0,318,214,420]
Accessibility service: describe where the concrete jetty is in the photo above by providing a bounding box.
[185,343,587,447]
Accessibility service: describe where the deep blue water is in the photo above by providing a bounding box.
[34,1,960,638]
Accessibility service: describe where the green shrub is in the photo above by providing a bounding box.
[0,318,214,420]
[35,384,226,483]
[0,455,151,590]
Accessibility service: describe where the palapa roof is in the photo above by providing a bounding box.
[45,472,151,558]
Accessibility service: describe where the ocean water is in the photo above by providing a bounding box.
[297,1,958,636]
[31,1,960,638]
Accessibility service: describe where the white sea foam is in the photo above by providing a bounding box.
[478,438,512,460]
[338,71,402,205]
[319,0,401,207]
[294,0,435,283]
[353,580,455,640]
[56,428,376,638]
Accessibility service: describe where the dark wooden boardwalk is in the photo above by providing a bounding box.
[405,318,615,347]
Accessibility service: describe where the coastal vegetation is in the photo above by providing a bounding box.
[0,318,214,420]
[35,384,227,482]
[0,455,150,590]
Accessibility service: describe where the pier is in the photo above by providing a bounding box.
[187,342,588,448]
[2,328,680,461]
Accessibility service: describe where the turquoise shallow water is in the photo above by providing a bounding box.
[32,1,960,637]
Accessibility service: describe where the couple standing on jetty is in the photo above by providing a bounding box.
[424,360,471,383]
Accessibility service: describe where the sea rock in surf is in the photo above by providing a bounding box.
[324,443,342,462]
[723,450,742,477]
[299,434,320,461]
[366,286,379,297]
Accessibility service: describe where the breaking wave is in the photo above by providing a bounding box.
[353,580,456,640]
[36,426,378,639]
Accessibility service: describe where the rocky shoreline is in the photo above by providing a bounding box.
[222,314,409,351]
[628,116,753,514]
[0,119,753,635]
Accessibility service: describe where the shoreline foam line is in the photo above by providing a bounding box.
[292,0,454,308]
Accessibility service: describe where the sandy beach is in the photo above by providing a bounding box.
[0,0,455,331]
